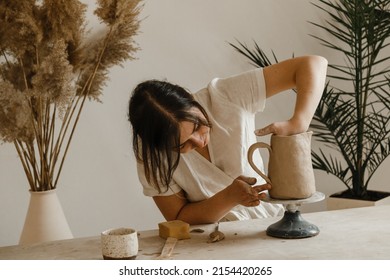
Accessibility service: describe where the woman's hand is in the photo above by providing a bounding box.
[254,118,307,137]
[224,176,270,207]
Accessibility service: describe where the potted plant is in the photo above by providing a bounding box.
[0,0,142,244]
[230,0,390,208]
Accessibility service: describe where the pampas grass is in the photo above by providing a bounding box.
[0,0,143,191]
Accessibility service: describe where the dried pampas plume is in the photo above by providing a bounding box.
[0,0,143,191]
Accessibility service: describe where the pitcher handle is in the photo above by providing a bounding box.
[247,142,272,184]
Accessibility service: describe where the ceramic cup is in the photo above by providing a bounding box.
[101,227,138,260]
[247,131,316,199]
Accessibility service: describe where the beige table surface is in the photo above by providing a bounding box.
[1,205,389,260]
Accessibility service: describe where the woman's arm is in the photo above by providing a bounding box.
[256,55,328,136]
[153,176,270,225]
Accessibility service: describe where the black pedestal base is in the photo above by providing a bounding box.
[266,210,320,239]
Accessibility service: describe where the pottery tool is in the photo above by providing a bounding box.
[157,237,178,259]
[157,220,190,259]
[208,222,225,243]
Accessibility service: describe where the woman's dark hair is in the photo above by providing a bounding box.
[128,80,211,193]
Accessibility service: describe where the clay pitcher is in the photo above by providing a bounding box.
[247,131,316,199]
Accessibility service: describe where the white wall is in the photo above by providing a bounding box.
[1,0,389,247]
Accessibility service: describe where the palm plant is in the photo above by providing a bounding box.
[230,0,390,200]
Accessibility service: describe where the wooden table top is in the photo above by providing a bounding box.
[1,205,389,260]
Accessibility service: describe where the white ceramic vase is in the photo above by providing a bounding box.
[19,189,73,245]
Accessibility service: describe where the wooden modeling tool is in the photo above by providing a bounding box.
[157,237,178,259]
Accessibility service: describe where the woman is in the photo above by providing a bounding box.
[128,55,327,225]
